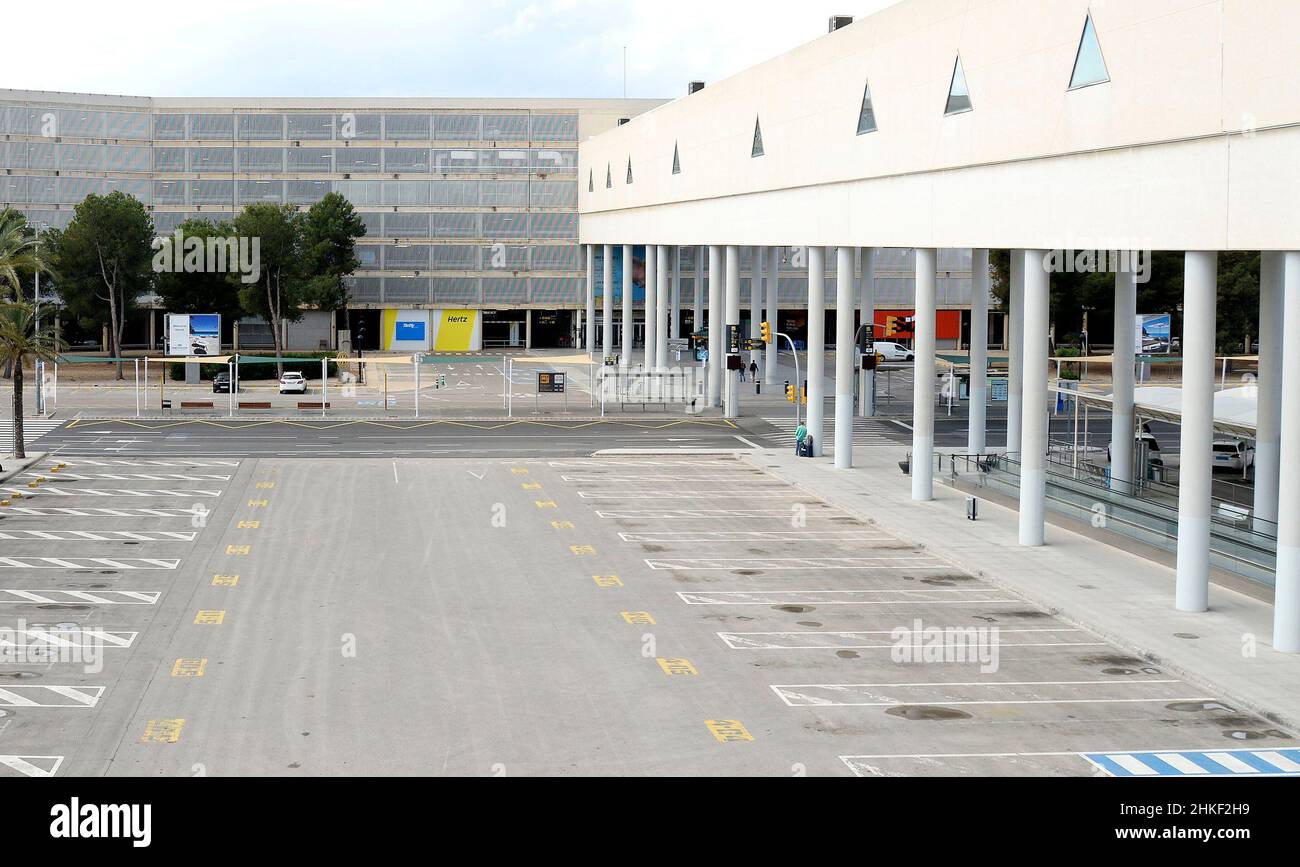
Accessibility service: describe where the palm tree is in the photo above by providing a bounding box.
[0,208,43,301]
[0,302,62,459]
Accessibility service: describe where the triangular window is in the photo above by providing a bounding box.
[1069,14,1110,90]
[944,56,973,115]
[672,142,681,175]
[626,158,633,184]
[856,80,878,135]
[751,117,764,157]
[605,164,612,189]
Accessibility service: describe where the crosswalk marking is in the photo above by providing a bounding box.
[26,471,231,482]
[0,685,104,708]
[0,419,64,448]
[0,755,63,777]
[0,557,179,570]
[762,416,903,449]
[0,589,160,605]
[0,507,203,518]
[1083,748,1300,776]
[4,487,221,498]
[0,529,196,542]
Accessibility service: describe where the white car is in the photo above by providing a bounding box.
[278,372,307,395]
[1212,439,1254,472]
[873,341,915,362]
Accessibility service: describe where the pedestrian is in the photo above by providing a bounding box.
[795,422,807,455]
[749,360,758,383]
[739,363,747,382]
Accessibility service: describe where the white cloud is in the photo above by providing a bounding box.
[2,0,902,98]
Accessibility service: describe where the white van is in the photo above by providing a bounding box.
[1212,439,1254,472]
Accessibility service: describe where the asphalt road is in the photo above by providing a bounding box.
[2,454,1291,777]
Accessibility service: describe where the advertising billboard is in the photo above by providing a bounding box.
[165,313,221,357]
[1136,314,1172,355]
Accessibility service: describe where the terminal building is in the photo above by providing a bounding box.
[0,89,979,352]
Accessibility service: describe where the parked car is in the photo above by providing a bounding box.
[212,372,234,394]
[278,372,307,394]
[874,341,915,362]
[1212,439,1254,472]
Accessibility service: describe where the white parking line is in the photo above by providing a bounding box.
[0,589,161,605]
[0,755,64,777]
[0,507,204,518]
[0,685,105,708]
[0,530,197,542]
[580,490,805,500]
[4,487,222,498]
[0,557,180,570]
[720,629,1097,650]
[596,509,826,519]
[0,629,137,650]
[770,680,1200,707]
[27,471,231,481]
[648,557,947,570]
[677,590,1021,605]
[622,531,886,543]
[55,459,239,467]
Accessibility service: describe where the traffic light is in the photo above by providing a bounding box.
[760,321,772,344]
[884,315,899,338]
[786,383,796,403]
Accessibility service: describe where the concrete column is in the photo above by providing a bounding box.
[724,245,741,418]
[644,245,657,370]
[1008,250,1025,454]
[671,246,681,341]
[602,244,613,361]
[912,248,937,499]
[525,309,532,349]
[968,249,989,454]
[835,246,855,469]
[1111,259,1138,493]
[750,247,764,374]
[1175,251,1218,612]
[807,246,827,457]
[621,244,634,367]
[1255,252,1284,531]
[1274,251,1300,652]
[1018,250,1050,545]
[765,246,780,385]
[694,245,705,334]
[586,245,596,356]
[656,244,670,370]
[708,245,724,407]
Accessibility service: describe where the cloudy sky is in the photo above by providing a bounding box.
[5,0,900,99]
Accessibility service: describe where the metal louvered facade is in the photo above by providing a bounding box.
[1,89,664,312]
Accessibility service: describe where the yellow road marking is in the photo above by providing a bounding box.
[592,575,623,588]
[511,468,530,475]
[237,520,260,529]
[194,610,225,625]
[570,545,596,556]
[535,500,557,508]
[256,482,275,489]
[248,499,269,508]
[522,482,542,490]
[212,575,239,586]
[551,521,575,529]
[657,658,698,676]
[705,720,754,743]
[621,611,655,625]
[171,658,207,677]
[226,545,251,555]
[140,719,185,743]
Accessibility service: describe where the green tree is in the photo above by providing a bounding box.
[152,218,243,325]
[232,204,307,376]
[301,192,366,313]
[0,302,62,459]
[52,192,155,379]
[0,208,45,302]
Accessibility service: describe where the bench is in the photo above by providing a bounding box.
[180,401,214,410]
[297,402,331,410]
[238,401,273,410]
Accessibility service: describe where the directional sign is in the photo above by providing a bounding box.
[537,372,566,394]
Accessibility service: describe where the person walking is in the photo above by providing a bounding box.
[749,360,759,384]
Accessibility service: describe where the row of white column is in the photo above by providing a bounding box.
[591,243,1300,655]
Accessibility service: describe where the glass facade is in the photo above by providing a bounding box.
[0,94,601,309]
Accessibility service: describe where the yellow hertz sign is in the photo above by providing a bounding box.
[382,310,480,351]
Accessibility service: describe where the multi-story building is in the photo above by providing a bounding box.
[0,89,662,350]
[1,88,978,352]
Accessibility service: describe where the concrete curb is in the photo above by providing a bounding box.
[741,451,1300,734]
[0,451,49,487]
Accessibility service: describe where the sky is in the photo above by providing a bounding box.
[3,0,902,100]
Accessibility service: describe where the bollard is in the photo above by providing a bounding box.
[966,496,979,521]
